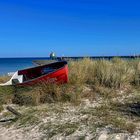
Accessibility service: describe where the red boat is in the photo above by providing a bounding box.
[0,61,68,86]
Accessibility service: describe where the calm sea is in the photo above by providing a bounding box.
[0,58,49,75]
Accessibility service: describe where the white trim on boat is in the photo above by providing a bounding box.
[0,71,23,86]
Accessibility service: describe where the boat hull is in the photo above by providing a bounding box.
[18,65,68,86]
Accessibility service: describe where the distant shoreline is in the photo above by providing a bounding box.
[0,55,139,59]
[57,55,140,61]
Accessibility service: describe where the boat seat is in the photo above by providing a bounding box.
[41,68,56,75]
[12,79,20,85]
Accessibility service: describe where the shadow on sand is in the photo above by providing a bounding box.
[0,117,18,123]
[116,102,140,117]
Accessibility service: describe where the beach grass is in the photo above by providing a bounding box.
[0,86,15,105]
[69,58,140,87]
[0,76,11,84]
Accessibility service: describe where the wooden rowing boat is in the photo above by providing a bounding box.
[0,61,68,86]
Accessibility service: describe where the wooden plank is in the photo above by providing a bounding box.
[6,106,22,117]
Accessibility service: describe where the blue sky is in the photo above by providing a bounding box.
[0,0,140,57]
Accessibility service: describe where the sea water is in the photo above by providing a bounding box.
[0,58,50,75]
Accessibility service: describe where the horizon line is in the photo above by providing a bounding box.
[0,54,139,59]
